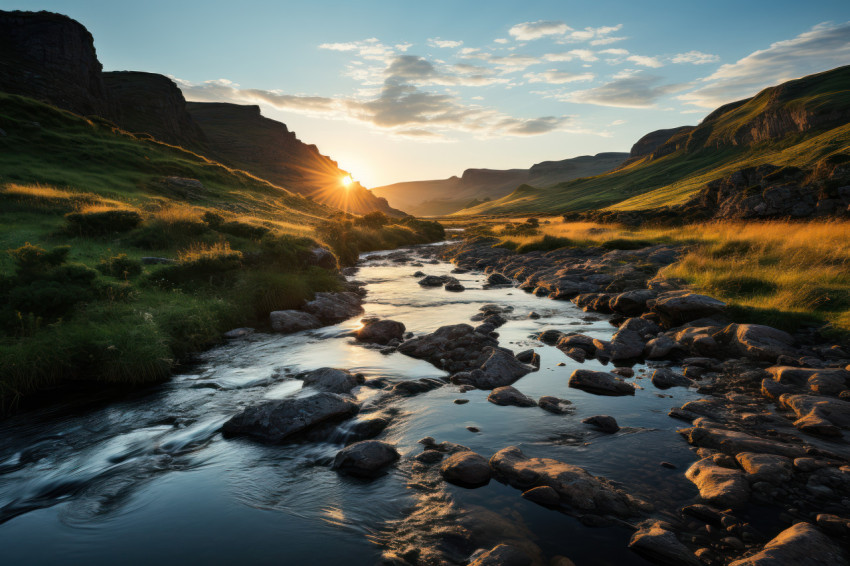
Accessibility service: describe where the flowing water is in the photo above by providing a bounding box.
[0,243,705,565]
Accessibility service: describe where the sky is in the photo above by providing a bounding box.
[7,1,850,187]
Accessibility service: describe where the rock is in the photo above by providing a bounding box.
[651,368,691,389]
[490,446,651,517]
[593,328,645,361]
[141,256,176,265]
[398,324,498,373]
[308,246,337,270]
[521,486,560,506]
[779,394,850,436]
[680,426,806,458]
[391,378,445,396]
[418,275,446,286]
[612,367,635,378]
[469,544,532,566]
[728,522,846,565]
[645,335,678,359]
[767,366,850,388]
[762,378,795,400]
[527,311,541,319]
[303,292,364,324]
[486,273,513,286]
[685,457,751,508]
[415,450,444,464]
[649,291,726,327]
[715,324,796,362]
[269,309,322,333]
[816,514,850,537]
[487,386,537,407]
[222,393,359,443]
[515,349,540,367]
[569,369,635,396]
[440,451,491,487]
[444,278,465,292]
[223,327,254,339]
[465,348,535,390]
[538,396,573,414]
[736,453,792,484]
[610,289,656,316]
[537,329,565,345]
[332,440,400,478]
[300,367,364,393]
[581,415,620,433]
[629,520,701,566]
[355,319,406,344]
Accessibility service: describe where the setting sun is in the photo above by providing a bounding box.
[341,175,353,187]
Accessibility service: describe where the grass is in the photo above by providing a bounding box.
[483,218,850,335]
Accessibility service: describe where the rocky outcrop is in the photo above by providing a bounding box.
[729,522,846,565]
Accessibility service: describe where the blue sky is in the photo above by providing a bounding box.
[7,1,850,186]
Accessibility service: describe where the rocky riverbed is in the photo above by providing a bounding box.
[0,239,848,565]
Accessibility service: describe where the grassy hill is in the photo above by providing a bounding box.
[456,66,850,217]
[0,93,442,410]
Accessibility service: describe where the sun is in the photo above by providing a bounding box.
[341,175,353,188]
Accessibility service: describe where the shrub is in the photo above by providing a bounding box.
[65,209,142,235]
[97,254,143,279]
[148,242,243,287]
[201,211,225,228]
[217,220,270,240]
[354,211,390,229]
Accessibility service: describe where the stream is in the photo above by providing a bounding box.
[0,242,708,565]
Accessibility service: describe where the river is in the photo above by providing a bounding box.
[0,242,706,565]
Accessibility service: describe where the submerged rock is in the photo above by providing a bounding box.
[332,440,400,478]
[440,451,491,487]
[487,386,537,407]
[222,393,359,443]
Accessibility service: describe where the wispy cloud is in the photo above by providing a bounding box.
[679,21,850,108]
[524,70,595,84]
[509,20,571,41]
[428,38,463,49]
[626,54,663,68]
[565,72,686,108]
[672,50,720,65]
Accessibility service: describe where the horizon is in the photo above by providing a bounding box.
[5,1,850,187]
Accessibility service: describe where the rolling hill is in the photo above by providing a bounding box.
[456,65,850,220]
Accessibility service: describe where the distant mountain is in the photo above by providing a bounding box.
[459,65,850,220]
[0,9,399,216]
[372,152,628,216]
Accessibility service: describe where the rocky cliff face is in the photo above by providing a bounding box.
[0,10,113,118]
[104,71,207,149]
[629,127,694,158]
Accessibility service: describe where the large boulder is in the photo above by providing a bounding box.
[568,369,635,396]
[303,292,364,324]
[685,457,751,508]
[332,440,400,477]
[714,323,796,362]
[355,319,406,345]
[307,246,337,270]
[649,291,726,326]
[490,446,651,517]
[476,349,536,388]
[299,367,363,393]
[222,393,359,443]
[610,289,656,316]
[593,328,645,361]
[629,521,701,566]
[487,386,537,407]
[398,324,498,373]
[729,522,846,566]
[270,310,322,333]
[651,368,692,389]
[440,451,491,487]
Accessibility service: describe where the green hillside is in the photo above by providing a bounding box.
[456,66,850,216]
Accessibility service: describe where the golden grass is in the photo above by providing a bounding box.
[177,241,240,262]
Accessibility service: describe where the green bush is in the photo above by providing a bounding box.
[147,245,243,287]
[65,209,142,235]
[97,253,143,279]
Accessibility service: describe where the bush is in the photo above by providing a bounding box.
[217,220,270,240]
[97,254,143,279]
[65,209,142,235]
[148,243,243,287]
[354,211,390,229]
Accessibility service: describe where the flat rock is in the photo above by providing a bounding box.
[569,369,635,396]
[488,386,537,407]
[649,291,726,327]
[779,394,850,436]
[651,368,691,389]
[270,310,322,333]
[729,522,846,566]
[440,451,491,487]
[629,520,701,566]
[735,452,792,484]
[680,426,806,458]
[489,446,651,517]
[715,324,796,362]
[685,457,751,508]
[222,393,359,443]
[332,440,400,477]
[300,367,364,394]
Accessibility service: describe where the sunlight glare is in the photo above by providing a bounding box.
[341,175,353,188]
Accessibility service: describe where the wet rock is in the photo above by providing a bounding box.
[651,368,691,389]
[680,426,806,458]
[736,452,792,484]
[270,310,322,333]
[303,292,364,324]
[537,329,565,345]
[391,378,445,396]
[649,291,726,327]
[415,450,444,464]
[355,319,406,345]
[455,348,535,390]
[444,278,465,292]
[521,486,560,506]
[469,544,533,566]
[581,415,620,433]
[222,393,359,443]
[569,369,635,396]
[527,311,541,319]
[610,289,657,316]
[299,367,364,393]
[332,440,400,478]
[715,323,796,362]
[515,349,540,368]
[418,274,446,287]
[556,334,596,354]
[487,386,537,407]
[538,396,573,414]
[593,327,645,361]
[223,327,254,339]
[440,451,491,487]
[490,446,651,517]
[728,522,846,565]
[629,520,701,566]
[454,398,469,405]
[685,457,751,508]
[486,273,513,286]
[398,324,498,373]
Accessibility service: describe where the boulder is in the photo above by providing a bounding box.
[779,394,850,436]
[729,522,846,566]
[610,289,656,316]
[303,292,364,324]
[569,369,635,396]
[651,368,691,389]
[308,246,337,270]
[486,273,513,286]
[356,319,406,345]
[222,393,359,443]
[767,366,850,388]
[440,451,491,487]
[629,521,701,566]
[581,415,620,433]
[487,386,537,407]
[521,486,561,506]
[538,329,565,345]
[593,328,645,361]
[270,310,322,333]
[649,291,726,326]
[556,334,596,354]
[472,348,536,389]
[685,457,751,508]
[538,396,573,414]
[444,278,465,292]
[714,324,796,362]
[300,367,363,394]
[489,446,651,517]
[332,440,400,478]
[735,452,792,484]
[223,327,254,339]
[645,335,678,359]
[398,324,498,373]
[418,275,446,287]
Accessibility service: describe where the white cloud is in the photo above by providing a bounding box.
[680,21,850,108]
[609,119,626,125]
[626,54,663,68]
[600,48,629,55]
[524,70,596,84]
[543,49,598,62]
[493,38,509,44]
[318,42,359,51]
[564,73,686,108]
[428,38,464,49]
[509,20,571,41]
[672,50,720,65]
[319,38,395,61]
[590,36,627,45]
